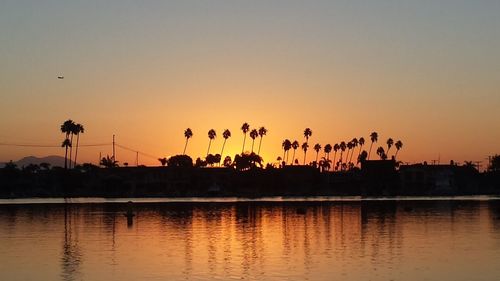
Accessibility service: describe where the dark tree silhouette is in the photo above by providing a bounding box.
[241,122,250,153]
[333,143,339,170]
[313,143,321,163]
[339,141,347,170]
[291,140,299,165]
[72,123,84,168]
[282,139,292,164]
[257,126,268,156]
[303,128,312,143]
[60,119,75,169]
[168,155,193,167]
[234,152,262,171]
[158,158,167,166]
[376,146,387,160]
[394,140,403,159]
[100,155,118,168]
[183,128,193,155]
[220,129,231,165]
[249,129,258,153]
[488,155,500,172]
[368,131,378,160]
[302,142,309,165]
[358,150,368,164]
[207,129,216,156]
[223,156,232,167]
[386,138,394,156]
[357,137,365,165]
[349,138,358,165]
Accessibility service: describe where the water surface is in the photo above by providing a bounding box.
[1,198,500,280]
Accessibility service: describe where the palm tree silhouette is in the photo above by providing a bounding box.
[249,129,258,153]
[220,129,231,160]
[346,141,353,165]
[349,138,358,165]
[394,140,403,159]
[257,127,268,156]
[376,146,387,160]
[324,144,332,160]
[72,123,84,168]
[291,140,299,165]
[357,137,365,165]
[303,128,312,144]
[313,143,321,163]
[241,123,250,153]
[282,139,292,164]
[386,138,394,156]
[368,132,378,160]
[301,142,309,165]
[60,119,75,169]
[183,128,193,155]
[207,129,216,156]
[332,143,340,170]
[339,141,347,170]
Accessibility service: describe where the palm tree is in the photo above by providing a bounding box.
[346,141,353,165]
[73,123,84,168]
[324,144,332,160]
[376,146,387,160]
[368,132,378,160]
[303,128,312,144]
[61,138,72,168]
[386,138,394,156]
[241,122,250,153]
[291,140,299,165]
[357,137,365,165]
[183,128,193,155]
[339,141,347,170]
[394,140,403,159]
[332,143,340,169]
[302,142,309,165]
[249,129,258,153]
[207,129,216,156]
[282,139,292,164]
[257,127,268,155]
[60,119,75,169]
[349,138,358,165]
[220,129,231,159]
[313,143,321,163]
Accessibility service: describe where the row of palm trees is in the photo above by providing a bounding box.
[182,123,268,163]
[281,131,403,171]
[60,119,85,169]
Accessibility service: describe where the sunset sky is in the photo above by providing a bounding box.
[1,1,499,167]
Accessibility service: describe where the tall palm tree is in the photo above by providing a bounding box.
[324,144,332,161]
[241,122,250,153]
[313,143,322,163]
[183,128,193,155]
[291,140,299,165]
[357,137,365,165]
[220,129,231,159]
[394,140,403,159]
[60,119,75,169]
[282,139,292,164]
[339,141,347,170]
[349,138,358,164]
[249,129,258,153]
[386,138,394,156]
[303,128,312,144]
[302,142,309,165]
[376,146,387,160]
[368,132,378,160]
[61,138,72,169]
[257,127,268,155]
[346,141,353,165]
[332,143,340,169]
[207,129,216,156]
[73,123,84,168]
[68,122,79,168]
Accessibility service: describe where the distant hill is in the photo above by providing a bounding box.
[3,155,69,168]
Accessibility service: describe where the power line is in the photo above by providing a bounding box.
[0,142,111,148]
[115,143,159,160]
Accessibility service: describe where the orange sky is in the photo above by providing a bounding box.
[1,1,499,167]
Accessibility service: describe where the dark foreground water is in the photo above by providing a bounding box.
[1,197,500,281]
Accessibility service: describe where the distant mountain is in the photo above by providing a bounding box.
[3,155,69,168]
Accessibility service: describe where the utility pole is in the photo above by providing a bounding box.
[99,152,102,166]
[112,134,116,161]
[136,151,139,167]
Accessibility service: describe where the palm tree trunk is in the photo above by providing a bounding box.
[251,139,255,153]
[183,139,189,155]
[291,150,296,165]
[64,144,68,169]
[286,150,290,164]
[207,140,212,157]
[220,139,228,166]
[68,133,74,169]
[394,149,399,160]
[257,137,263,155]
[73,133,80,168]
[387,147,392,158]
[332,152,337,169]
[242,134,247,153]
[357,146,363,165]
[368,142,374,160]
[303,151,307,165]
[316,151,319,163]
[283,150,286,164]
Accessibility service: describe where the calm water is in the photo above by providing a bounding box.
[1,197,500,281]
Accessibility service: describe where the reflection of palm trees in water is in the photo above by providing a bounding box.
[61,203,83,281]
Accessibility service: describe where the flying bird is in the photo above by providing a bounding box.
[57,76,64,79]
